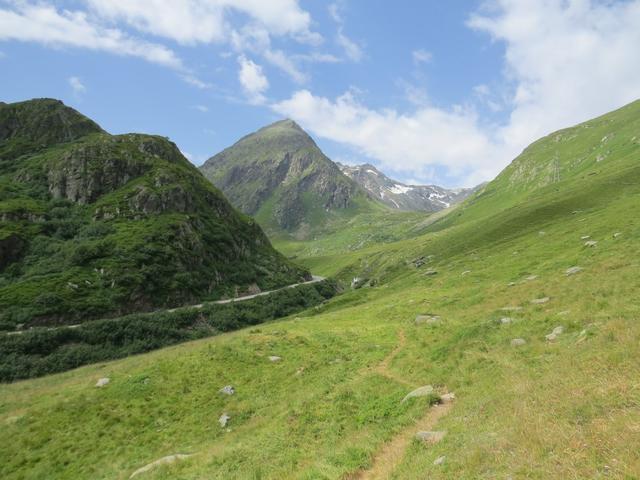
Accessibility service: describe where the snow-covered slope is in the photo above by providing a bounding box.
[338,163,479,212]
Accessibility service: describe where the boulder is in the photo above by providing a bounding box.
[415,315,441,325]
[130,454,193,478]
[545,326,564,341]
[440,392,456,404]
[531,297,550,304]
[416,431,446,443]
[565,266,583,276]
[218,413,230,427]
[219,385,235,395]
[95,377,110,387]
[402,385,434,403]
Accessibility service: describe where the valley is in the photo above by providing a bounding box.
[1,98,640,479]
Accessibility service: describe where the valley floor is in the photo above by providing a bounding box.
[2,192,640,479]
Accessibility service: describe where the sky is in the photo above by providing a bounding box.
[1,1,640,188]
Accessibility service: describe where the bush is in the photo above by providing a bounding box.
[0,279,338,382]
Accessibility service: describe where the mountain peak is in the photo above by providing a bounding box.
[0,98,104,149]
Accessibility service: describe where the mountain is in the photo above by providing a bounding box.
[199,119,384,234]
[338,162,478,211]
[0,99,308,329]
[6,100,640,480]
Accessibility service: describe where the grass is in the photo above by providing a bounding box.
[1,101,640,478]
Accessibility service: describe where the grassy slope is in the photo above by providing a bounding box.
[2,101,640,478]
[0,100,308,328]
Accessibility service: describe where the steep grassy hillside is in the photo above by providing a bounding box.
[0,99,308,330]
[2,100,640,479]
[200,119,388,237]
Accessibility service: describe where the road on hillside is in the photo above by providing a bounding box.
[4,275,326,336]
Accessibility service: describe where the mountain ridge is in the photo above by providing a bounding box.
[338,162,480,211]
[0,99,308,329]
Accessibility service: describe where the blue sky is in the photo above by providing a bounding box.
[1,1,640,187]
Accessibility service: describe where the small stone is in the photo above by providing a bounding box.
[508,282,516,287]
[424,269,438,276]
[295,367,305,376]
[500,317,513,324]
[416,431,446,443]
[440,392,456,404]
[565,266,583,276]
[501,306,523,311]
[268,356,282,362]
[545,333,558,342]
[552,326,564,335]
[581,235,591,240]
[402,385,434,403]
[461,270,471,276]
[219,413,230,427]
[613,232,622,238]
[538,231,546,236]
[433,456,446,465]
[415,315,441,325]
[584,240,598,247]
[511,338,526,347]
[95,377,110,387]
[219,385,235,395]
[525,275,538,281]
[531,297,550,304]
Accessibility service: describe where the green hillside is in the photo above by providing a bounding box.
[0,99,308,330]
[200,119,389,238]
[2,100,640,479]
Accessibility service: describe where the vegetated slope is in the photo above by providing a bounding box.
[0,99,308,330]
[2,100,640,479]
[200,119,388,237]
[338,162,479,211]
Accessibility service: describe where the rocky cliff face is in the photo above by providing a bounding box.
[0,99,308,329]
[200,119,372,232]
[338,163,479,212]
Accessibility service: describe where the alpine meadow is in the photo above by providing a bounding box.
[1,1,640,479]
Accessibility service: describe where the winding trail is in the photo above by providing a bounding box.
[348,328,454,480]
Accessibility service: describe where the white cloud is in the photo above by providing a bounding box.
[275,0,640,187]
[87,0,320,45]
[272,90,502,186]
[468,0,640,155]
[412,49,432,64]
[0,3,183,69]
[192,105,209,112]
[328,1,363,62]
[263,49,307,83]
[336,30,363,62]
[238,55,269,104]
[68,76,86,95]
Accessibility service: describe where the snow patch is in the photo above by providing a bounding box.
[389,184,413,194]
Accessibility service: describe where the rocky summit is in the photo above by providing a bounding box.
[0,99,308,329]
[199,119,378,234]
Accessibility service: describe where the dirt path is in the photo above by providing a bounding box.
[348,328,454,479]
[367,329,413,387]
[352,401,453,480]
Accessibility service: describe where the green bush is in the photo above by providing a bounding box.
[0,279,337,382]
